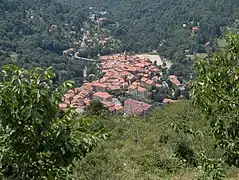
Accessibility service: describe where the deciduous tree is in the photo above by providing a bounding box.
[0,65,105,179]
[191,33,239,167]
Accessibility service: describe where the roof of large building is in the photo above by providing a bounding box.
[169,75,182,86]
[124,99,152,115]
[93,92,112,99]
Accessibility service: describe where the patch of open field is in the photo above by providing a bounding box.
[134,53,172,68]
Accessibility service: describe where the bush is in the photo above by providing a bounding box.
[174,139,198,167]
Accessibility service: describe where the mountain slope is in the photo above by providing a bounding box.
[59,0,239,79]
[60,0,238,53]
[0,0,87,85]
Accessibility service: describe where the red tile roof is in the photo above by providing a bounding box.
[120,71,132,77]
[145,79,155,85]
[169,75,182,86]
[114,104,123,111]
[129,84,137,90]
[134,63,146,68]
[137,86,147,93]
[132,81,140,86]
[156,84,161,88]
[84,99,91,106]
[152,76,159,82]
[108,85,121,91]
[92,83,107,88]
[59,103,67,109]
[141,77,148,82]
[93,92,112,99]
[124,99,152,116]
[101,101,114,108]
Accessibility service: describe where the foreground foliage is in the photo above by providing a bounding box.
[74,102,220,179]
[0,65,105,179]
[191,33,239,168]
[75,101,239,179]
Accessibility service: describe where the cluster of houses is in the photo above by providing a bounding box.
[59,53,182,116]
[99,52,163,96]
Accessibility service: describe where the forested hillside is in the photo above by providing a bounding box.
[66,0,239,54]
[0,0,88,85]
[60,0,239,79]
[2,0,239,81]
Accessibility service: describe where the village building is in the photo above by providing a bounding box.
[101,101,123,113]
[92,82,108,92]
[113,104,124,113]
[192,26,199,33]
[108,85,121,93]
[93,92,112,102]
[156,84,162,88]
[49,24,57,32]
[59,103,68,111]
[63,48,75,57]
[142,79,156,89]
[169,75,182,87]
[124,99,152,116]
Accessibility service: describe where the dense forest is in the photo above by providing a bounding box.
[66,0,239,53]
[2,0,239,80]
[59,0,239,79]
[0,0,89,86]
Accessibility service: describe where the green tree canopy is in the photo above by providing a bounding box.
[0,65,105,179]
[191,33,239,167]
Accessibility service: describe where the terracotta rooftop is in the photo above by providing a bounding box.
[101,101,114,108]
[152,76,159,82]
[59,103,67,110]
[129,84,138,90]
[137,86,147,93]
[169,75,182,86]
[92,83,107,88]
[114,104,123,111]
[141,77,148,82]
[120,71,132,77]
[93,92,112,99]
[145,79,155,85]
[156,84,162,88]
[124,99,152,115]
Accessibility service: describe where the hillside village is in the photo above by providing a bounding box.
[59,52,185,116]
[55,6,191,116]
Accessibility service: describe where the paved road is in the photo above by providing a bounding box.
[74,52,96,62]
